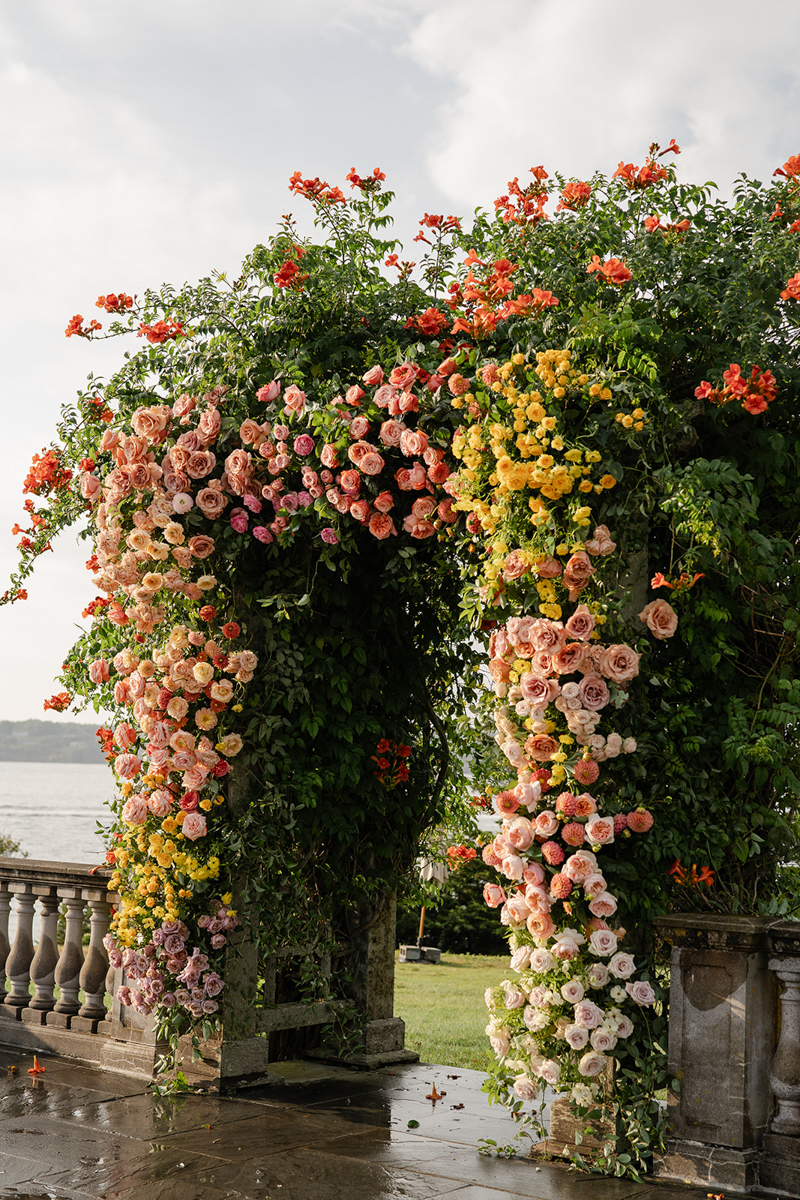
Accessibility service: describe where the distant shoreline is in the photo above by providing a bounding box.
[0,720,106,766]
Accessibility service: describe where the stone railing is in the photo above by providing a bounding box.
[0,859,415,1087]
[654,913,800,1198]
[0,856,146,1072]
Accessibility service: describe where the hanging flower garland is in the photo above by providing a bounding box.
[446,347,676,1155]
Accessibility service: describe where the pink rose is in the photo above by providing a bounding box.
[589,891,618,918]
[561,849,597,888]
[257,380,281,403]
[551,929,585,960]
[526,912,555,940]
[574,1000,604,1029]
[379,419,405,447]
[609,952,636,979]
[182,811,207,841]
[399,429,428,457]
[88,658,110,685]
[114,753,142,780]
[626,980,656,1006]
[196,487,229,519]
[362,364,384,386]
[578,1051,607,1077]
[320,444,340,469]
[565,1024,589,1050]
[188,535,215,559]
[552,642,588,675]
[560,979,585,1005]
[121,793,148,823]
[639,599,679,639]
[588,929,618,957]
[347,415,370,441]
[506,817,534,850]
[368,513,397,539]
[534,810,559,837]
[360,451,385,476]
[513,1074,538,1102]
[524,733,559,762]
[293,434,315,456]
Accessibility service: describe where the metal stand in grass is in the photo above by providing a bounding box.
[398,905,441,964]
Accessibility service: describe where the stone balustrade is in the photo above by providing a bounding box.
[653,913,800,1197]
[0,856,131,1070]
[0,859,414,1087]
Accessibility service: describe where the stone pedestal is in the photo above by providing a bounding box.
[653,913,777,1192]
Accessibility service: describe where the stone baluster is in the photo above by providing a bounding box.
[25,888,60,1017]
[768,956,800,1134]
[76,891,111,1026]
[52,893,85,1019]
[760,922,800,1198]
[0,881,11,980]
[4,886,36,1009]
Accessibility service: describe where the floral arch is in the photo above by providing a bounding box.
[5,148,800,1174]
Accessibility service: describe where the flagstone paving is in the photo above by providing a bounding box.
[0,1050,765,1200]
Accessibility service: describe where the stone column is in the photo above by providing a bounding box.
[760,919,800,1196]
[653,913,776,1192]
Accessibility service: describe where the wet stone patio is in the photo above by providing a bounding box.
[0,1049,762,1200]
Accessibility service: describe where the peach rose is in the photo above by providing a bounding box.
[379,420,405,447]
[564,604,595,641]
[639,599,678,639]
[600,644,641,682]
[188,536,215,559]
[194,488,227,519]
[524,733,559,761]
[562,551,595,599]
[197,408,222,444]
[503,551,529,580]
[584,524,616,556]
[578,674,610,711]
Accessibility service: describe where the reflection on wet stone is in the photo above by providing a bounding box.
[0,1051,762,1200]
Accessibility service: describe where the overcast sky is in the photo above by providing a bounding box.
[2,0,799,723]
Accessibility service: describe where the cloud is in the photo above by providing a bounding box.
[401,0,800,209]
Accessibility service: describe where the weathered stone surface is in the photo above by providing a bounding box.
[654,914,776,1153]
[761,1129,800,1197]
[654,1136,760,1190]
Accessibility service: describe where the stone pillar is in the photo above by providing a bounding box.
[760,920,800,1197]
[653,913,776,1192]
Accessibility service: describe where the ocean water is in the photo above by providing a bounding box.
[0,761,111,864]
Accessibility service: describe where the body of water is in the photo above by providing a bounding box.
[0,761,111,864]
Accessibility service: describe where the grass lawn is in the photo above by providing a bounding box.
[393,952,508,1070]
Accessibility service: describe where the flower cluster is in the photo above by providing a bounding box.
[104,899,237,1020]
[371,738,412,789]
[694,363,777,415]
